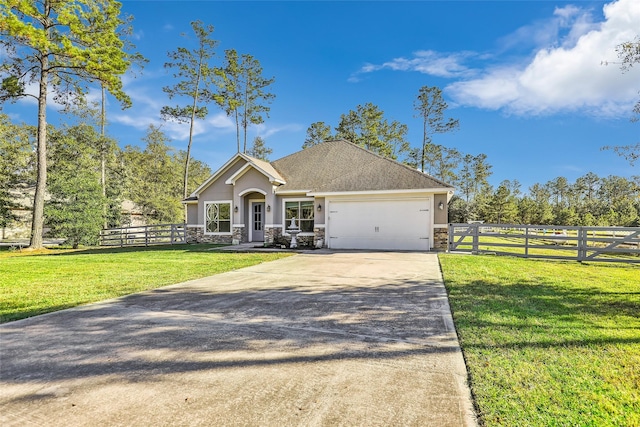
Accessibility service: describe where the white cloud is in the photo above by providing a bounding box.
[254,123,304,139]
[447,0,640,116]
[350,50,477,82]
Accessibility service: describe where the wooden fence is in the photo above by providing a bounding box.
[100,223,187,247]
[448,223,640,263]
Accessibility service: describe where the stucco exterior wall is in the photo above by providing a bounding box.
[433,193,449,225]
[186,204,198,225]
[197,158,246,224]
[314,196,325,225]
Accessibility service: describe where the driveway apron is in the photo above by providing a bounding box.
[0,252,477,426]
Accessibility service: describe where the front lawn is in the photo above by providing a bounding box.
[0,245,293,323]
[439,254,640,427]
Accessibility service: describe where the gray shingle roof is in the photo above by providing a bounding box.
[271,139,453,193]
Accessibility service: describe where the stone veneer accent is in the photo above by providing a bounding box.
[186,226,233,244]
[264,226,282,245]
[269,228,315,248]
[232,226,246,244]
[433,227,448,251]
[313,227,326,248]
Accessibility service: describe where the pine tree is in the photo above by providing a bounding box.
[0,0,136,249]
[162,20,218,209]
[247,136,273,161]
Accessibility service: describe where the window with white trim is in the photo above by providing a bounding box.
[285,200,314,233]
[205,202,231,234]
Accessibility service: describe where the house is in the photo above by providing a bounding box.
[184,139,454,251]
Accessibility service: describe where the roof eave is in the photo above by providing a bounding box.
[307,188,455,197]
[190,153,246,197]
[225,162,287,186]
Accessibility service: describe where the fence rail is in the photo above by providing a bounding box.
[448,223,640,263]
[100,223,187,247]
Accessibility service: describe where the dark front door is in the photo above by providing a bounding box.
[251,202,265,241]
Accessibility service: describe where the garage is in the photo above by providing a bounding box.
[327,198,431,251]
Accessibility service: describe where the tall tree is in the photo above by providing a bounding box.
[487,180,519,224]
[413,86,459,172]
[239,53,275,153]
[335,103,409,159]
[303,121,332,148]
[0,0,134,249]
[0,115,34,232]
[452,153,492,222]
[423,144,460,183]
[162,20,218,210]
[123,125,183,224]
[45,124,104,248]
[247,136,272,161]
[215,49,275,153]
[215,49,242,152]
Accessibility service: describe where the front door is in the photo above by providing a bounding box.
[251,202,265,242]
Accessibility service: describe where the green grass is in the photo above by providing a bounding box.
[0,244,293,323]
[439,254,640,427]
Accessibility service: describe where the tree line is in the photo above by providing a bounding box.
[0,115,211,247]
[0,1,274,249]
[449,174,640,227]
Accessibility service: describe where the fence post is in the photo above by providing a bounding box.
[145,225,149,247]
[577,227,585,262]
[525,225,529,257]
[472,223,479,254]
[170,224,175,244]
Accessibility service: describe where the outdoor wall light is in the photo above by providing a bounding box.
[234,206,238,213]
[317,204,322,212]
[267,205,271,212]
[438,201,444,210]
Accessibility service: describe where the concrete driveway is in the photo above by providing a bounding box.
[0,252,476,426]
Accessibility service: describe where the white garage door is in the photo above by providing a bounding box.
[327,199,430,251]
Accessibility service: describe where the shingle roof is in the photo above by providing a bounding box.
[271,139,453,193]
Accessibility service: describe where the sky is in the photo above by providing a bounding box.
[4,0,640,191]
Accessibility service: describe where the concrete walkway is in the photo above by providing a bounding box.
[0,252,477,426]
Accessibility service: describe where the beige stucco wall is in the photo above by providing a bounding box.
[186,204,198,225]
[197,158,246,224]
[314,197,325,225]
[234,168,272,228]
[434,193,449,225]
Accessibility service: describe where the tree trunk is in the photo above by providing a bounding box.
[101,84,107,229]
[235,109,240,153]
[243,77,249,153]
[29,62,49,249]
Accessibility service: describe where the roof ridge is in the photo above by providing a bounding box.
[271,139,347,164]
[335,139,454,188]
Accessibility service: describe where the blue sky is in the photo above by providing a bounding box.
[5,0,640,191]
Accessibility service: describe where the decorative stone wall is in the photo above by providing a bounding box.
[232,226,246,244]
[433,227,449,251]
[265,226,282,245]
[313,227,326,248]
[186,226,233,244]
[272,231,314,248]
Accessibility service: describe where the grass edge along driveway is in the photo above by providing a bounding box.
[439,253,640,427]
[0,244,293,323]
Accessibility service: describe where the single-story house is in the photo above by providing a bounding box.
[184,139,454,251]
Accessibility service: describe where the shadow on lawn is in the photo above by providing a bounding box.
[51,243,230,256]
[445,278,640,350]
